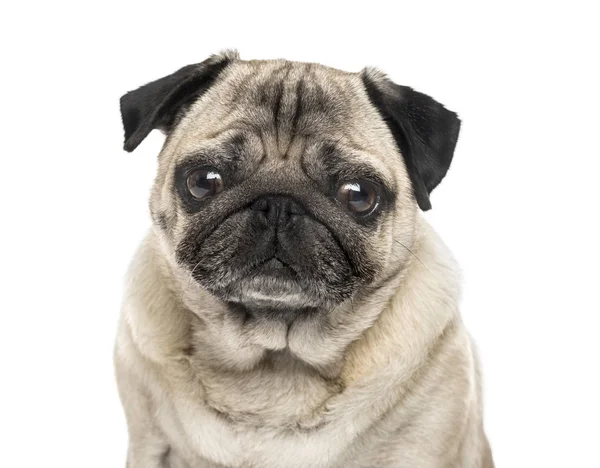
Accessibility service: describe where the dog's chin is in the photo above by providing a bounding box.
[213,259,326,318]
[228,280,323,311]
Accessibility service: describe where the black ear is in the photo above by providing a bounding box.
[361,69,461,211]
[119,51,237,152]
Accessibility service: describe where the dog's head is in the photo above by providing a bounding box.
[120,51,459,325]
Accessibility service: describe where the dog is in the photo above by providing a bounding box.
[115,50,493,468]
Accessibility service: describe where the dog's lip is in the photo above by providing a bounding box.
[226,275,318,309]
[264,257,291,270]
[264,257,285,267]
[253,256,297,277]
[224,257,321,309]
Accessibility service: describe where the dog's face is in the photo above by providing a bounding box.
[121,51,459,328]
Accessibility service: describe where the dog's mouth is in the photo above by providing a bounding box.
[224,256,322,311]
[255,256,297,277]
[176,203,363,316]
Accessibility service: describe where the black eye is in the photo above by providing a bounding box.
[336,180,379,215]
[186,168,224,200]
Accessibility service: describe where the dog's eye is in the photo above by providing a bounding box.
[336,181,378,215]
[186,168,224,200]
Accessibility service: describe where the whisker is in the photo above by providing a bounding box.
[187,260,204,286]
[394,239,431,274]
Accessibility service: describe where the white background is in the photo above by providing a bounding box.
[1,1,599,467]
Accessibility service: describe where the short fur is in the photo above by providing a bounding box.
[115,51,493,468]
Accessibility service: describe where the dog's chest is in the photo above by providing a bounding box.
[159,362,349,468]
[166,404,340,468]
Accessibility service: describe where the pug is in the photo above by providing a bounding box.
[115,50,493,468]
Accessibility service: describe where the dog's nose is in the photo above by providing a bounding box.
[250,195,306,226]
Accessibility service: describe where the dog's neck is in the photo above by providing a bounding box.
[123,214,460,426]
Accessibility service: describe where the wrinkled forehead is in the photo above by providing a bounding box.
[187,60,364,133]
[163,59,405,183]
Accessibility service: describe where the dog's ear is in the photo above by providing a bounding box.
[361,69,461,211]
[120,51,238,152]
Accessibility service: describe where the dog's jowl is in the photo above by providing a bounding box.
[115,51,493,468]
